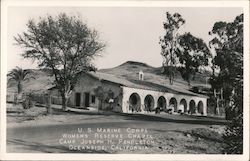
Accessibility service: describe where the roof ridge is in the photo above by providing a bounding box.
[88,71,208,98]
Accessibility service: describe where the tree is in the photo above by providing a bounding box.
[209,14,243,119]
[7,66,34,94]
[209,14,243,154]
[177,32,211,86]
[14,13,105,111]
[159,12,185,85]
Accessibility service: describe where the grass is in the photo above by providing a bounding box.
[7,104,47,123]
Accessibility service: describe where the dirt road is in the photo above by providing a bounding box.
[7,108,227,154]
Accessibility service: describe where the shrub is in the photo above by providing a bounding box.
[222,114,243,154]
[167,109,172,114]
[21,93,34,109]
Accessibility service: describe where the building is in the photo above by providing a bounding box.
[50,70,208,115]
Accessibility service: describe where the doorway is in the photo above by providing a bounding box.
[75,93,81,107]
[85,92,90,107]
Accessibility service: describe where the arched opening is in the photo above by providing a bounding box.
[180,99,187,113]
[144,95,155,112]
[189,100,196,114]
[169,97,178,112]
[157,96,167,111]
[129,93,141,112]
[198,101,204,115]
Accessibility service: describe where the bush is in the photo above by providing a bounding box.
[155,107,161,114]
[167,109,172,114]
[222,114,243,154]
[21,93,34,109]
[178,109,182,113]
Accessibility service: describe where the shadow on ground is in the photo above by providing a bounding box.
[51,108,114,116]
[116,113,228,125]
[7,103,228,126]
[52,107,228,125]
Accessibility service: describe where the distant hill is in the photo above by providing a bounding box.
[99,61,211,89]
[7,61,211,94]
[7,69,54,94]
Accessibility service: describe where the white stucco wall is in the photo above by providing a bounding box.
[122,86,207,116]
[71,74,123,112]
[50,73,208,116]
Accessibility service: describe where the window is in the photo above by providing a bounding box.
[91,95,96,103]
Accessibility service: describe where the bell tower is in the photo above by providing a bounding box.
[139,70,144,81]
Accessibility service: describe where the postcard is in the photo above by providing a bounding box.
[1,0,249,161]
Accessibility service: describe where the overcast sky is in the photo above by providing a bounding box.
[7,7,243,71]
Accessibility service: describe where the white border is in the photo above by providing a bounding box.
[1,0,249,161]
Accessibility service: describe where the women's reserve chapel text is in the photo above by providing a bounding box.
[59,127,156,151]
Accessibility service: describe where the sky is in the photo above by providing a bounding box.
[6,6,243,71]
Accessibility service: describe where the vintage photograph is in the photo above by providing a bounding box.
[1,0,249,160]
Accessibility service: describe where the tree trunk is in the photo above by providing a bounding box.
[216,98,220,115]
[61,94,68,111]
[213,89,220,115]
[169,67,174,85]
[45,93,52,115]
[169,32,176,86]
[169,75,173,85]
[225,100,233,120]
[220,88,223,100]
[17,82,23,94]
[14,93,18,105]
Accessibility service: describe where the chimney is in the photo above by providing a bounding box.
[139,70,144,81]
